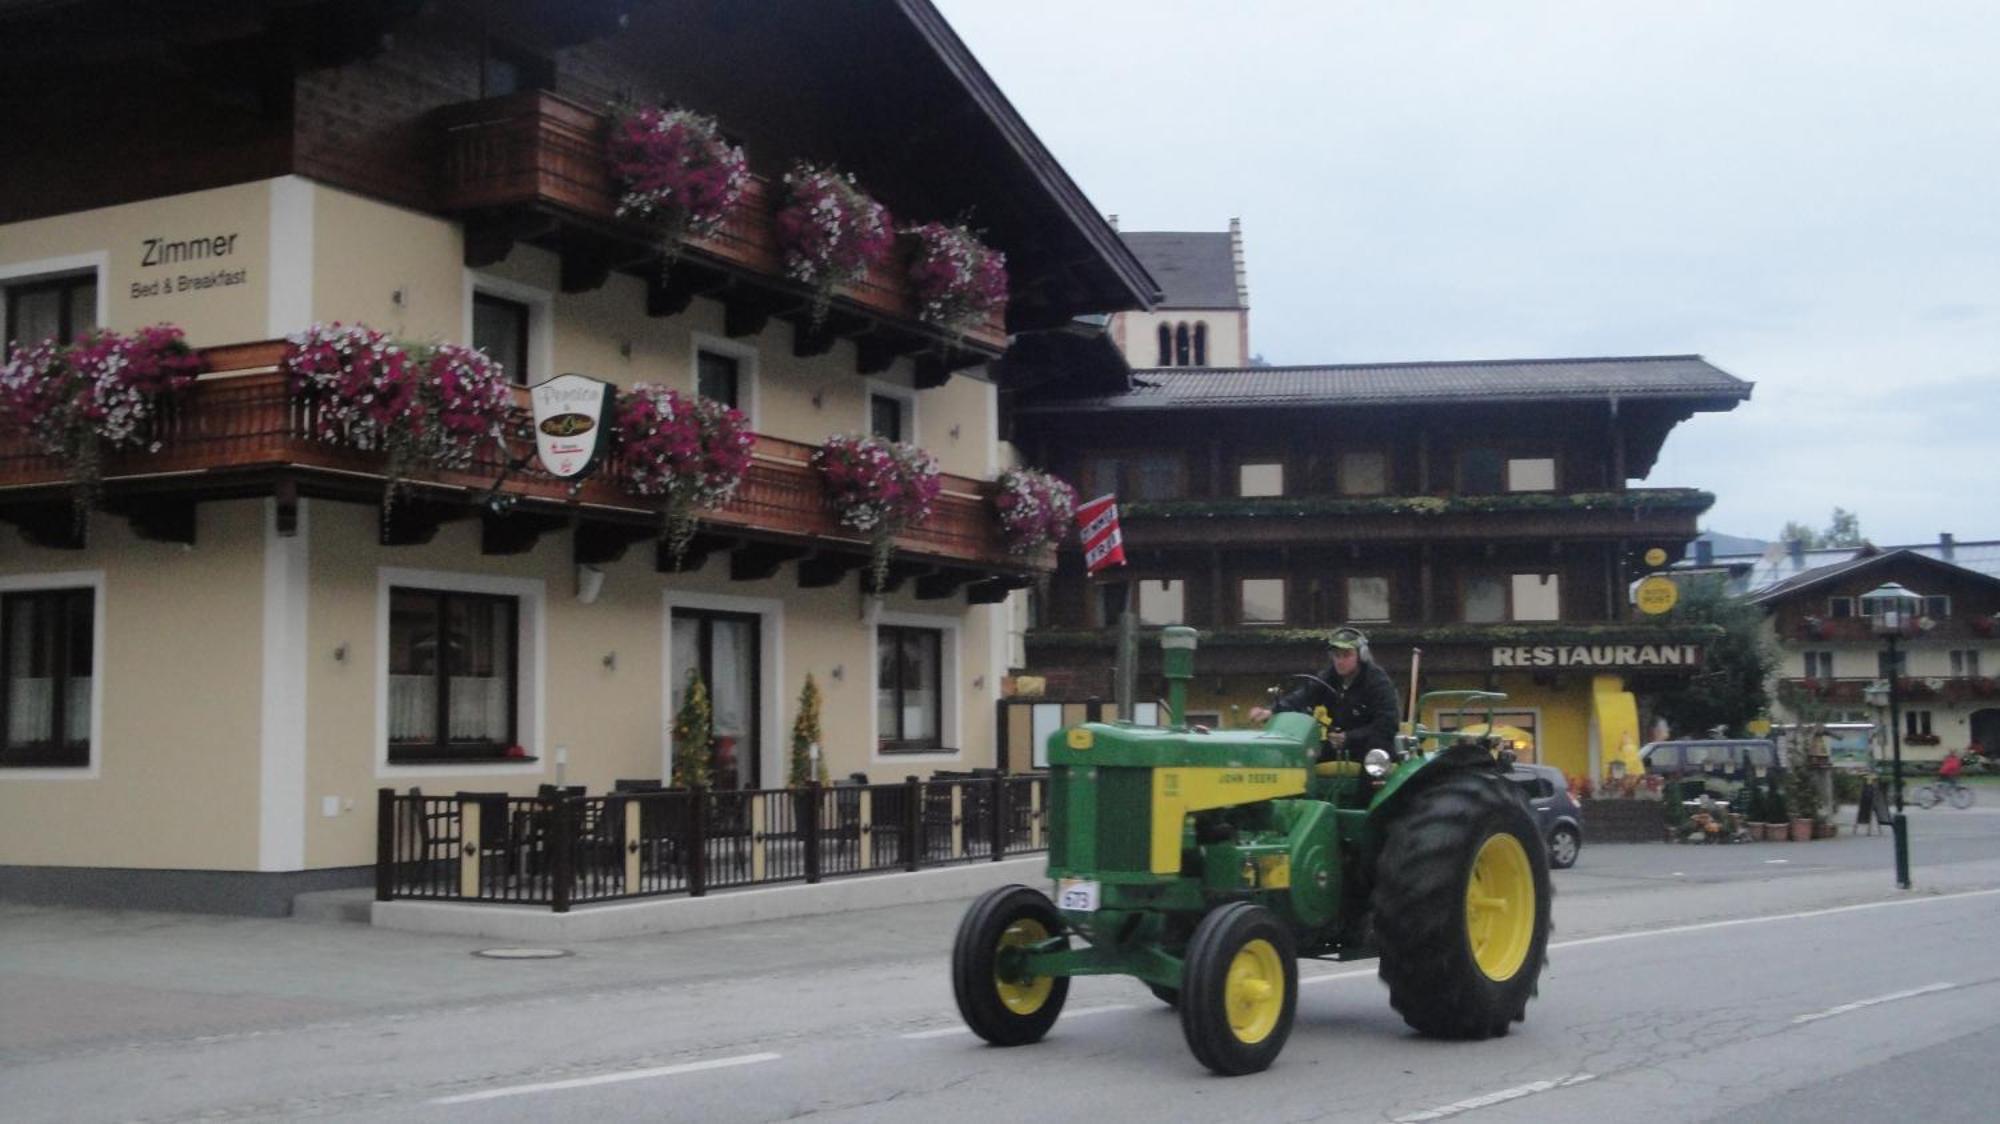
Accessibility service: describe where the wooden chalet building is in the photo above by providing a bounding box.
[0,0,1155,912]
[1007,283,1751,781]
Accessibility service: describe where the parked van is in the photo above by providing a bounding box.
[1639,738,1781,779]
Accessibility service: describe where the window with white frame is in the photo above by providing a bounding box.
[1803,650,1835,679]
[1906,710,1933,738]
[1507,457,1556,492]
[1,587,95,768]
[1240,578,1286,624]
[1346,576,1390,622]
[869,391,910,442]
[1338,450,1387,496]
[877,625,942,752]
[471,292,531,385]
[1950,649,1981,677]
[1464,573,1561,622]
[387,587,519,762]
[1138,579,1185,626]
[1237,461,1283,497]
[697,349,741,408]
[1924,595,1952,620]
[4,271,97,357]
[1511,573,1561,620]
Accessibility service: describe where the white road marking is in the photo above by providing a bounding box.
[1792,982,1955,1024]
[1392,1074,1596,1121]
[901,1003,1136,1039]
[1300,965,1375,986]
[428,1052,781,1104]
[1553,888,2000,951]
[1765,859,1789,864]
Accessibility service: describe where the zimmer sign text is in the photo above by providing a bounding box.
[1490,644,1701,669]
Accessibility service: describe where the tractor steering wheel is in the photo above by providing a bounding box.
[1285,672,1340,703]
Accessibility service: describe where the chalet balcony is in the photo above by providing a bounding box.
[1779,676,2000,706]
[0,342,1045,600]
[434,92,1006,386]
[1116,490,1714,547]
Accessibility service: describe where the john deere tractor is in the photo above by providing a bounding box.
[951,626,1552,1075]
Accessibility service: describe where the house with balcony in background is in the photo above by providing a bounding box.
[0,0,1155,913]
[999,224,1753,784]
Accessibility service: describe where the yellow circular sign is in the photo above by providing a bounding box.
[1643,547,1669,568]
[1635,575,1680,615]
[1747,717,1773,736]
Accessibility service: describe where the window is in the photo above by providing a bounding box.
[870,393,905,441]
[1193,322,1208,366]
[1512,573,1560,620]
[1156,324,1172,366]
[387,588,518,761]
[1338,450,1387,496]
[1507,457,1556,492]
[4,272,96,357]
[1464,573,1560,622]
[1346,576,1390,623]
[671,609,761,789]
[471,292,530,386]
[1828,596,1854,619]
[1087,454,1180,500]
[1138,579,1185,626]
[1238,461,1284,497]
[1175,323,1190,366]
[697,350,741,408]
[1906,710,1933,738]
[2,588,93,768]
[1240,578,1286,624]
[1096,581,1130,627]
[1803,650,1835,679]
[1924,595,1952,619]
[878,626,942,751]
[1460,449,1504,495]
[1951,650,1981,677]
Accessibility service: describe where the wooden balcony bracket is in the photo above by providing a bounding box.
[114,497,198,547]
[730,541,810,582]
[481,509,570,556]
[967,574,1032,605]
[723,294,772,339]
[797,550,867,589]
[856,335,917,375]
[574,519,658,566]
[915,569,978,601]
[379,497,472,547]
[656,532,740,574]
[0,502,85,550]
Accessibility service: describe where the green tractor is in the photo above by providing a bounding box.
[951,626,1552,1075]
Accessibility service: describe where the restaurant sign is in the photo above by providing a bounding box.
[529,373,615,480]
[1491,643,1702,669]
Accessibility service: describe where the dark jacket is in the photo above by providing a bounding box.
[1272,659,1402,757]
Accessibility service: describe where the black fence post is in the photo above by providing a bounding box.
[550,797,573,914]
[805,779,823,884]
[904,775,921,872]
[990,773,1007,861]
[375,788,395,901]
[689,785,709,897]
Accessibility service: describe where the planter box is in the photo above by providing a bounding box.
[1578,797,1669,844]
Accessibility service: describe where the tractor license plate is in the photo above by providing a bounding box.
[1057,878,1100,912]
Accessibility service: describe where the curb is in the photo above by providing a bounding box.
[373,856,1049,942]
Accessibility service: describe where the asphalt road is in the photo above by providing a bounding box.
[3,804,1997,1123]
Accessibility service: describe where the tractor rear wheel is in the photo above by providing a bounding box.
[1178,902,1297,1075]
[952,884,1070,1046]
[1373,772,1551,1039]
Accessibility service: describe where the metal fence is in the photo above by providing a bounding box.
[376,774,1049,912]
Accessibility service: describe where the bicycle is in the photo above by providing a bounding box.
[1912,778,1975,810]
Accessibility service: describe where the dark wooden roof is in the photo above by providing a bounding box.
[1748,549,2000,606]
[1119,232,1242,309]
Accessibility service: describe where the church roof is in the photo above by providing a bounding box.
[1119,231,1244,310]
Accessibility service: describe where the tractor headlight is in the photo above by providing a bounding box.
[1363,748,1392,777]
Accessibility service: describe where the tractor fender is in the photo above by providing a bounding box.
[1366,741,1510,824]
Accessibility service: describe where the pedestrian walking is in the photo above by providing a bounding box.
[1854,774,1883,836]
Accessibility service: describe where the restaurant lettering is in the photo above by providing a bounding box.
[131,229,248,300]
[1491,644,1701,668]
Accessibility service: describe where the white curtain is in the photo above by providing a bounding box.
[448,676,508,741]
[7,677,53,745]
[390,674,435,742]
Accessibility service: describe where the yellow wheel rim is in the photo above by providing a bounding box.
[994,918,1053,1015]
[1466,832,1535,980]
[1223,938,1285,1044]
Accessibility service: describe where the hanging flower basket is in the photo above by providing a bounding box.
[606,104,749,264]
[0,324,205,525]
[773,162,894,327]
[408,343,513,472]
[614,384,756,568]
[811,433,941,591]
[900,221,1008,338]
[283,322,422,512]
[992,467,1076,556]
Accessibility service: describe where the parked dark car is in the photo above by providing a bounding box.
[1506,763,1583,869]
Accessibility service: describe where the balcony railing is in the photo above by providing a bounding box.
[0,342,1047,575]
[1780,676,2000,705]
[434,91,1007,352]
[1117,489,1713,545]
[377,774,1048,912]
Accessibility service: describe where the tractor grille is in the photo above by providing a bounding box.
[1048,765,1152,874]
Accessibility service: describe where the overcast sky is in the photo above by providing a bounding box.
[936,0,1999,547]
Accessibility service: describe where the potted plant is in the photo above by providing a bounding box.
[900,220,1008,338]
[606,103,749,266]
[811,433,941,592]
[613,384,756,568]
[1782,731,1820,840]
[773,161,894,326]
[670,670,715,790]
[992,467,1077,556]
[0,324,205,527]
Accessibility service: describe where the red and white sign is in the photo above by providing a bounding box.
[1076,493,1127,576]
[529,373,615,480]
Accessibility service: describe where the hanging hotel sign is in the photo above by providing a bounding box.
[1634,575,1680,615]
[1491,643,1702,669]
[529,373,615,480]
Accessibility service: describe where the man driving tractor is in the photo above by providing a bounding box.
[1249,626,1401,759]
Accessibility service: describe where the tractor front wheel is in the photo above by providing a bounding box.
[1178,902,1298,1075]
[1373,772,1551,1039]
[952,884,1070,1046]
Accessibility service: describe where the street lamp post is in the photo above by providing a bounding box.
[1863,582,1922,889]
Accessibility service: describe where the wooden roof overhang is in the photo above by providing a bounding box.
[0,341,1045,601]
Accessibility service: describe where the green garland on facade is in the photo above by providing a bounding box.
[1120,488,1715,520]
[1026,621,1725,650]
[671,671,715,789]
[788,673,826,787]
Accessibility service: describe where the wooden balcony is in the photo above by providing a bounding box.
[0,342,1046,599]
[1117,490,1712,547]
[1779,676,2000,706]
[434,92,1007,382]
